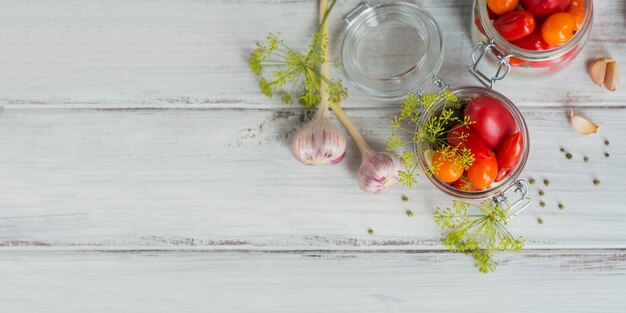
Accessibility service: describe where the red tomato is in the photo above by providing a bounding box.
[447,124,491,160]
[541,12,577,46]
[488,0,519,15]
[495,167,511,182]
[433,151,464,183]
[569,0,583,8]
[494,11,536,41]
[529,46,576,68]
[512,29,555,51]
[497,132,524,169]
[467,150,498,190]
[520,0,571,17]
[509,30,555,67]
[464,96,517,149]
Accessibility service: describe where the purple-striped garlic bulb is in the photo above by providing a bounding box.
[357,150,404,194]
[291,111,346,165]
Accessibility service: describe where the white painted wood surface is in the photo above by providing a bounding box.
[2,250,626,313]
[0,0,625,311]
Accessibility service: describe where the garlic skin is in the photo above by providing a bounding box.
[357,151,404,194]
[589,56,620,92]
[570,111,599,135]
[291,113,346,165]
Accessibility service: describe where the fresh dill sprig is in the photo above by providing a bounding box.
[248,0,347,108]
[434,199,525,273]
[386,90,473,187]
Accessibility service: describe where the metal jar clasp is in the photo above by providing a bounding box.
[493,180,531,220]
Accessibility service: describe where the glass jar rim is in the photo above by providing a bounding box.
[416,86,530,199]
[340,2,444,99]
[477,0,593,61]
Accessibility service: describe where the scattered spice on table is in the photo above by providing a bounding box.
[604,152,610,158]
[537,218,544,224]
[583,156,589,163]
[558,203,565,210]
[538,190,545,196]
[560,147,565,153]
[604,139,610,146]
[367,228,374,235]
[406,210,413,217]
[402,195,409,202]
[593,178,601,186]
[529,178,536,185]
[543,179,550,186]
[565,152,572,159]
[539,201,546,208]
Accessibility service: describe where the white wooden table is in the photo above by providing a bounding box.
[1,0,625,312]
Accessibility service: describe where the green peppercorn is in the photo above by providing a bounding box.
[543,179,550,186]
[605,152,610,158]
[537,218,544,224]
[367,228,374,235]
[539,190,545,196]
[605,139,610,146]
[539,201,546,207]
[529,178,536,185]
[565,153,572,159]
[593,179,600,186]
[402,195,409,202]
[560,147,565,153]
[406,210,413,217]
[558,203,565,210]
[583,156,589,163]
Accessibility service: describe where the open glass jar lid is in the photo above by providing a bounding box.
[341,2,444,99]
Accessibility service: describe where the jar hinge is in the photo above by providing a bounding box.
[492,180,531,220]
[467,40,512,89]
[416,75,449,98]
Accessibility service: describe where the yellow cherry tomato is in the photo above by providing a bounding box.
[541,12,577,46]
[487,0,519,15]
[432,151,464,183]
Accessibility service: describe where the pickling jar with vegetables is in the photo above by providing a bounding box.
[470,0,593,84]
[340,2,538,271]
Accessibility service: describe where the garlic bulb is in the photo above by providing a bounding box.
[357,151,404,194]
[291,112,346,165]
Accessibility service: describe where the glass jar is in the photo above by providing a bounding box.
[470,0,593,86]
[341,2,531,212]
[416,87,531,212]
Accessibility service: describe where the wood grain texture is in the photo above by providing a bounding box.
[2,250,626,313]
[0,107,624,249]
[0,0,623,109]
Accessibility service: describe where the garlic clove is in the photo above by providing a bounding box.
[570,111,599,135]
[292,114,347,165]
[604,60,620,92]
[357,152,404,194]
[423,149,435,170]
[589,57,610,87]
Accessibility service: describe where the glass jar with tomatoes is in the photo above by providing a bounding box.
[471,0,593,83]
[417,87,530,205]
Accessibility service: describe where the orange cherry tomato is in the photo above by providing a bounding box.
[568,6,584,30]
[487,0,519,15]
[433,151,464,183]
[467,150,498,190]
[541,12,577,46]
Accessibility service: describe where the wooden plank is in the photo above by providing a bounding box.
[0,0,623,109]
[0,106,623,249]
[1,250,625,312]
